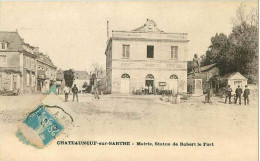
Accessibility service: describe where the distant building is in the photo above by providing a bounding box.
[105,19,189,94]
[187,63,219,94]
[224,72,248,94]
[56,69,65,94]
[73,70,91,92]
[56,69,91,92]
[0,31,37,94]
[34,49,57,93]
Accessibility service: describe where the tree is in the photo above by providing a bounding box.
[82,81,88,89]
[63,69,74,88]
[202,3,258,83]
[90,62,105,78]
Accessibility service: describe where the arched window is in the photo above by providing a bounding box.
[146,74,154,80]
[121,73,130,78]
[170,74,178,79]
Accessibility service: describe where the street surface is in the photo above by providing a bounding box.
[0,88,258,161]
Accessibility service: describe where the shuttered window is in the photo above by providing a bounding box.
[122,45,130,58]
[171,46,178,59]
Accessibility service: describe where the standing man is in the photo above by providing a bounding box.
[72,84,79,102]
[243,85,250,105]
[141,85,144,95]
[94,86,100,99]
[225,85,232,104]
[145,85,148,95]
[148,84,152,95]
[205,86,213,103]
[64,86,70,102]
[235,85,243,105]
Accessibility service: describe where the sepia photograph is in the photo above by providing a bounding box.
[0,1,258,160]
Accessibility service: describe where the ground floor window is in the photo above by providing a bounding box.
[26,73,30,87]
[31,75,36,87]
[0,74,2,89]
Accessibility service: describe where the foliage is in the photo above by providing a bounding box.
[82,81,88,89]
[202,4,258,83]
[63,69,74,88]
[90,62,105,78]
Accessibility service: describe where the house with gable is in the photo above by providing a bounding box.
[0,31,37,94]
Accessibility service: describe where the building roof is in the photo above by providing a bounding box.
[188,63,217,75]
[0,31,24,51]
[56,69,91,80]
[200,63,217,72]
[111,19,188,43]
[74,71,91,80]
[132,19,164,33]
[224,72,248,80]
[35,52,56,68]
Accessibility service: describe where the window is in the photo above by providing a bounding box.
[170,74,178,79]
[31,75,35,87]
[171,46,178,59]
[26,57,30,69]
[1,42,7,50]
[31,58,35,70]
[0,74,2,89]
[0,55,7,67]
[122,45,130,58]
[121,73,130,78]
[147,46,154,58]
[26,73,30,86]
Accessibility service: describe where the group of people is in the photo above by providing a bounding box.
[205,84,250,105]
[64,84,79,102]
[225,85,250,105]
[141,84,154,95]
[63,84,100,102]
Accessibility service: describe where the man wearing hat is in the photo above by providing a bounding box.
[235,85,243,105]
[243,85,250,105]
[225,85,232,104]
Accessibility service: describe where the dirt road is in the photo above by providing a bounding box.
[0,93,258,161]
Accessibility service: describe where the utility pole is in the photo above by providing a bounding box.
[107,21,109,43]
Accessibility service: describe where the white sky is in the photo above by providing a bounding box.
[0,1,257,71]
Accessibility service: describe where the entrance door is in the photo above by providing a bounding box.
[145,74,155,94]
[145,80,154,87]
[121,74,130,94]
[169,75,178,94]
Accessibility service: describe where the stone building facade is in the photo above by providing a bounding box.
[34,49,57,93]
[0,31,37,94]
[105,19,189,94]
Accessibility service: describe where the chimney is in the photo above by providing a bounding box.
[33,47,39,53]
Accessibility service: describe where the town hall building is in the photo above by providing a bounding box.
[105,19,189,94]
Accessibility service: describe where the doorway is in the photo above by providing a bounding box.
[145,74,154,94]
[145,80,154,87]
[120,74,130,94]
[169,74,178,95]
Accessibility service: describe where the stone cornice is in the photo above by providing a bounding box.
[112,59,187,63]
[111,37,189,43]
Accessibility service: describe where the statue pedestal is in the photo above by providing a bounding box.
[192,79,203,96]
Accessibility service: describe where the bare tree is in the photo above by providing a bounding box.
[90,62,104,77]
[232,3,258,28]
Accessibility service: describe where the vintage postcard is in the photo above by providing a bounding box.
[0,1,258,161]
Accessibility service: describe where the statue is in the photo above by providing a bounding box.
[192,53,201,73]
